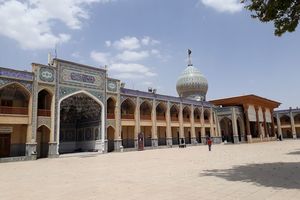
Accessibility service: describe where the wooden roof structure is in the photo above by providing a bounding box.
[210,94,281,110]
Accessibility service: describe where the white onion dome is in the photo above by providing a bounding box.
[176,64,208,101]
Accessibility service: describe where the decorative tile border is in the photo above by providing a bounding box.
[0,67,33,81]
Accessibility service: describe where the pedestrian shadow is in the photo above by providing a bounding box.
[200,162,300,189]
[287,150,300,155]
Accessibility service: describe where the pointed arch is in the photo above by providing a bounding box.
[140,100,152,120]
[156,102,167,121]
[183,106,191,122]
[170,104,179,122]
[0,82,31,115]
[121,98,135,119]
[294,114,300,124]
[107,97,116,119]
[204,109,210,123]
[280,115,291,125]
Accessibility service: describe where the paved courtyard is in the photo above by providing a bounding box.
[1,140,300,200]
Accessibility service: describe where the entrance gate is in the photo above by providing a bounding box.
[0,134,10,157]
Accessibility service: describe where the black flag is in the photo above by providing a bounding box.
[188,49,192,55]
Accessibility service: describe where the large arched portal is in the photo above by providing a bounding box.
[59,92,103,154]
[220,117,233,143]
[36,125,50,158]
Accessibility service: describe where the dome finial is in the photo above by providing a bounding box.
[188,49,192,66]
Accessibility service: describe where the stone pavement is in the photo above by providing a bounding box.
[1,140,300,200]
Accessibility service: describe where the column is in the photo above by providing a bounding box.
[179,103,184,142]
[276,113,283,139]
[255,106,262,141]
[214,111,220,137]
[26,89,37,158]
[190,105,196,144]
[262,108,269,140]
[270,110,276,137]
[232,107,239,144]
[166,102,172,146]
[290,111,297,139]
[210,108,215,137]
[114,93,122,151]
[151,100,158,147]
[244,105,252,143]
[200,106,206,143]
[49,93,58,157]
[134,97,140,149]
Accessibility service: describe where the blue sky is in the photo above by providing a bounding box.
[0,0,299,109]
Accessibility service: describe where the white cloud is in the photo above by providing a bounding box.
[200,0,242,13]
[110,36,160,50]
[116,50,149,62]
[109,63,156,79]
[113,36,141,50]
[90,51,111,65]
[0,0,111,50]
[105,40,112,47]
[141,36,160,46]
[91,35,161,80]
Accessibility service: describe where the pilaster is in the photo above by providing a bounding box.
[290,111,297,139]
[191,105,196,144]
[166,102,172,146]
[200,106,206,143]
[244,105,252,143]
[151,99,158,147]
[210,108,215,137]
[276,113,283,139]
[255,106,262,140]
[179,103,184,140]
[232,107,239,144]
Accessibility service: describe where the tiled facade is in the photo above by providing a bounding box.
[0,58,291,162]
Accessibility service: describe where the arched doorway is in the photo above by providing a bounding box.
[220,117,233,143]
[194,108,201,124]
[121,98,135,148]
[107,126,115,152]
[58,92,103,154]
[38,89,52,117]
[0,83,30,158]
[107,97,116,119]
[36,125,50,158]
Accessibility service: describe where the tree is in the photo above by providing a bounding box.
[242,0,300,36]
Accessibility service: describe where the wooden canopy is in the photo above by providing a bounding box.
[210,94,281,110]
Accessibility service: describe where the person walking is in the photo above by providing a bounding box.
[207,137,212,151]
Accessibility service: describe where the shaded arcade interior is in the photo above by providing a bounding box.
[59,93,102,154]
